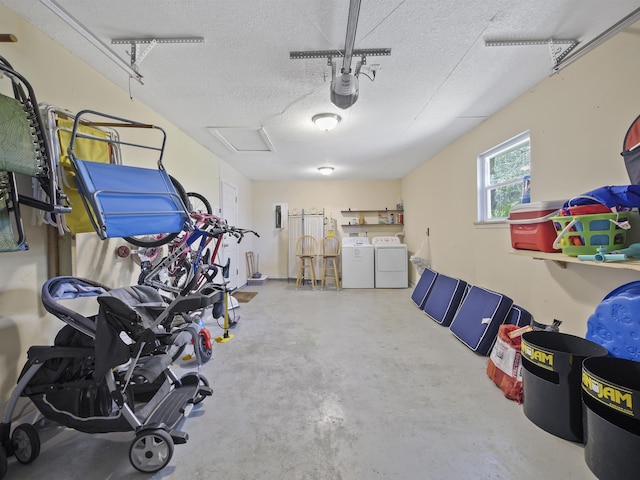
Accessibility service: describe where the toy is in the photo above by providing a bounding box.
[577,243,640,263]
[611,242,640,258]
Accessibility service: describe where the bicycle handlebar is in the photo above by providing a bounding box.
[230,228,259,243]
[191,213,259,243]
[204,228,227,238]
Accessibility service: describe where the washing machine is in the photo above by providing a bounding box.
[341,237,374,288]
[372,236,408,288]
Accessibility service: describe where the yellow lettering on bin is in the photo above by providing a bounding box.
[599,387,632,409]
[582,372,597,393]
[531,350,553,366]
[522,341,554,370]
[582,371,634,415]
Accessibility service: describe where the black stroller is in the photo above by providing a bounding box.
[0,276,222,477]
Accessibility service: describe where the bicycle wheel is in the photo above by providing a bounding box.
[186,192,212,214]
[178,262,203,296]
[123,175,190,248]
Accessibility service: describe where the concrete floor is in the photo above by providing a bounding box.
[6,279,596,479]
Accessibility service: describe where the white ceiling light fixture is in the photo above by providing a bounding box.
[312,113,342,131]
[318,166,335,175]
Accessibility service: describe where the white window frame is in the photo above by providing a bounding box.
[477,131,530,223]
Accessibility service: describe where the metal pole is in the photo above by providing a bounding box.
[341,0,362,73]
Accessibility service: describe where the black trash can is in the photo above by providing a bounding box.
[521,331,608,442]
[582,356,640,480]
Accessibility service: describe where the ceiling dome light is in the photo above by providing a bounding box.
[318,166,335,175]
[312,113,341,131]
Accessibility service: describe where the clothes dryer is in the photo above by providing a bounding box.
[372,236,408,288]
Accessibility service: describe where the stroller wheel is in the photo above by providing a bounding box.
[129,429,174,473]
[0,444,7,479]
[198,329,213,364]
[11,424,40,464]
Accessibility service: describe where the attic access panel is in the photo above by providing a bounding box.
[207,127,275,153]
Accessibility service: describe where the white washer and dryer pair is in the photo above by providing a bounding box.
[372,236,408,288]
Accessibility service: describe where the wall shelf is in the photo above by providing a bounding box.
[341,223,404,227]
[341,209,405,227]
[341,209,403,214]
[511,249,640,272]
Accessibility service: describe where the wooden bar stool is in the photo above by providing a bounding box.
[295,235,317,289]
[320,236,340,290]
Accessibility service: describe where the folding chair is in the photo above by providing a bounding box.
[0,55,71,251]
[67,110,190,240]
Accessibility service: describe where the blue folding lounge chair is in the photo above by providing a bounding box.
[68,110,190,240]
[422,274,467,326]
[449,286,514,355]
[411,267,438,308]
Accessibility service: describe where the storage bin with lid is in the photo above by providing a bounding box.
[507,201,564,253]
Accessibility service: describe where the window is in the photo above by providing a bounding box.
[477,131,530,222]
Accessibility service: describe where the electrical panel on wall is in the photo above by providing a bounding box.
[274,203,288,229]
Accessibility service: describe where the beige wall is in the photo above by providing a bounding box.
[252,180,402,277]
[401,23,640,336]
[0,5,253,403]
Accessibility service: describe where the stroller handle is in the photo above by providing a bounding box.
[41,276,110,339]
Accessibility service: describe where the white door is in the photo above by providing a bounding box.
[220,181,239,289]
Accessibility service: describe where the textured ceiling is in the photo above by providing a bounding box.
[2,0,639,180]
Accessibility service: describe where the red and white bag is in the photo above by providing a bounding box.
[487,324,528,403]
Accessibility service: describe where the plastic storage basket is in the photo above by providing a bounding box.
[551,212,629,256]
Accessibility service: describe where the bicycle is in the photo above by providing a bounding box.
[137,213,220,294]
[134,213,258,357]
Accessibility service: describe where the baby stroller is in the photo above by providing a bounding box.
[0,276,222,477]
